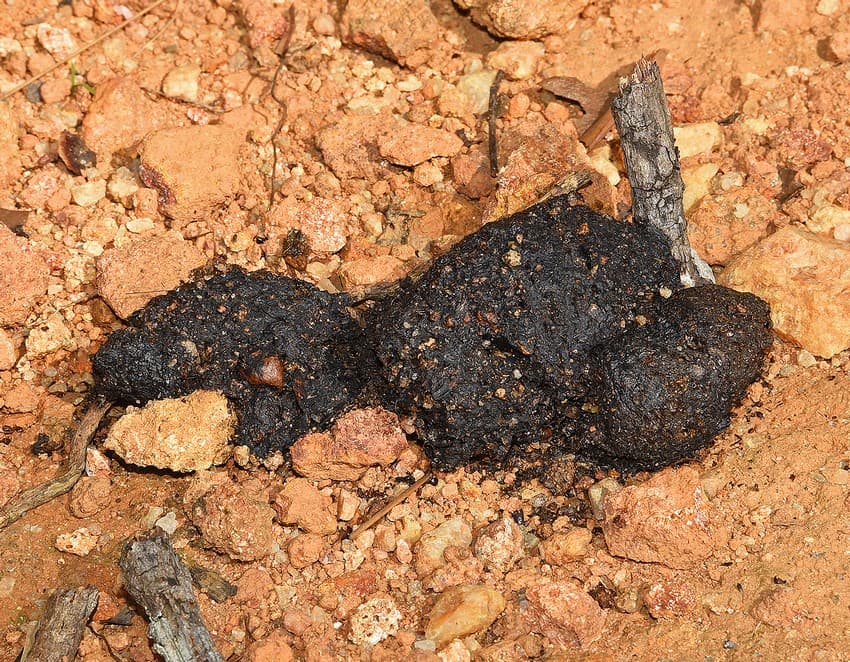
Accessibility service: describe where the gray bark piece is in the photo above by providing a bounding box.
[611,58,713,286]
[120,529,224,662]
[27,586,99,662]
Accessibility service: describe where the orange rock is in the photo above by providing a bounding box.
[540,527,592,566]
[425,584,506,646]
[473,516,524,573]
[95,230,206,319]
[139,124,244,222]
[288,532,324,568]
[69,476,111,518]
[0,226,49,326]
[187,475,275,561]
[267,197,353,254]
[720,226,850,357]
[236,0,292,49]
[602,466,729,569]
[81,78,169,155]
[378,124,463,167]
[244,630,294,662]
[687,188,776,265]
[644,579,699,619]
[337,255,407,290]
[458,0,590,39]
[341,0,441,65]
[525,580,606,649]
[414,518,473,577]
[273,477,336,535]
[104,391,234,472]
[452,152,494,199]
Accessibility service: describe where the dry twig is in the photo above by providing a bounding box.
[1,0,172,101]
[0,399,111,530]
[133,0,181,58]
[488,70,506,176]
[25,586,99,662]
[349,472,432,541]
[579,49,667,150]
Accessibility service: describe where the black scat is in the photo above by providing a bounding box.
[93,269,377,457]
[93,196,772,476]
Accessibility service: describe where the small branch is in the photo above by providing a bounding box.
[120,529,224,662]
[26,586,99,662]
[133,0,181,58]
[0,399,111,531]
[1,0,172,101]
[611,58,711,286]
[580,50,667,151]
[349,472,431,541]
[488,70,506,176]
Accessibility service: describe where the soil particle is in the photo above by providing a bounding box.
[485,41,545,81]
[95,230,207,319]
[602,465,730,569]
[69,475,111,518]
[0,225,49,326]
[341,0,442,66]
[186,473,275,561]
[287,532,324,569]
[243,630,294,662]
[458,0,590,39]
[644,578,700,619]
[138,124,244,222]
[414,517,473,577]
[523,580,606,649]
[472,516,524,573]
[425,584,506,647]
[0,329,20,371]
[721,225,850,357]
[348,596,403,646]
[539,526,592,566]
[337,254,408,290]
[80,77,170,156]
[290,407,409,481]
[688,187,777,264]
[267,197,354,255]
[103,390,234,472]
[272,476,337,535]
[54,527,99,557]
[377,123,464,167]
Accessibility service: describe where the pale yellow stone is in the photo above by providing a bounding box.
[104,390,235,472]
[682,162,719,213]
[425,584,506,646]
[720,226,850,357]
[674,122,722,158]
[807,203,850,238]
[588,145,620,187]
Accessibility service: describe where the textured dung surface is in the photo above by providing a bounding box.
[93,198,772,473]
[582,284,772,470]
[368,197,683,470]
[93,268,375,456]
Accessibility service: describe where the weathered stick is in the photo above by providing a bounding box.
[611,58,712,286]
[26,586,99,662]
[349,472,431,541]
[0,399,111,531]
[1,0,171,100]
[119,529,224,662]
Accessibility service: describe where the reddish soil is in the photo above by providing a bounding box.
[1,0,850,660]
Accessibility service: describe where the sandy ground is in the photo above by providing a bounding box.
[1,0,850,659]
